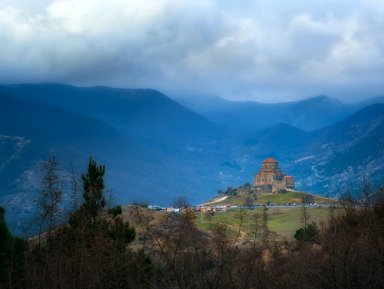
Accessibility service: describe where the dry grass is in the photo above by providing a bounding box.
[120,204,341,250]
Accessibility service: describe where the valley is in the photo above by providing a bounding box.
[0,84,383,233]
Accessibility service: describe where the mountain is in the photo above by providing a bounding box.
[174,94,383,131]
[355,95,384,108]
[1,83,383,233]
[237,104,384,196]
[0,83,245,187]
[298,103,384,194]
[0,92,179,230]
[0,84,224,136]
[0,85,246,232]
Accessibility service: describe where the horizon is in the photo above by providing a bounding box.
[3,82,383,105]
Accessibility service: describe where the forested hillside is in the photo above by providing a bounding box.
[1,158,383,288]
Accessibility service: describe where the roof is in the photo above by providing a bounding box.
[260,168,271,172]
[284,176,294,180]
[263,157,278,163]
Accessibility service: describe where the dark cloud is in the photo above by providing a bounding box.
[0,0,383,102]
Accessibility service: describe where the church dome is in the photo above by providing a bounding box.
[262,157,278,163]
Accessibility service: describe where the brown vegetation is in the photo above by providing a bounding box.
[1,157,384,288]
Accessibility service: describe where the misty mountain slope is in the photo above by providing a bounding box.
[175,94,377,131]
[300,103,384,157]
[0,83,245,183]
[356,95,384,108]
[0,87,250,232]
[291,104,384,194]
[174,95,264,131]
[231,123,310,186]
[233,104,384,196]
[0,84,249,180]
[0,92,210,231]
[245,123,308,155]
[0,84,231,141]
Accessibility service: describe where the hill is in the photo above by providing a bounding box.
[205,191,336,207]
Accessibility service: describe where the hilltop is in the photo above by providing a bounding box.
[207,191,337,207]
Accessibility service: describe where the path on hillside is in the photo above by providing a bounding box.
[199,196,228,206]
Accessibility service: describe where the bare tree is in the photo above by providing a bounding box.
[172,195,190,208]
[69,162,81,212]
[35,155,63,247]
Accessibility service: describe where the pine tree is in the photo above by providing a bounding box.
[81,157,106,218]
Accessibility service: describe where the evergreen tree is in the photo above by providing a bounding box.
[81,157,106,218]
[0,206,26,288]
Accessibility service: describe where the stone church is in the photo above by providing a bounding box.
[253,157,295,193]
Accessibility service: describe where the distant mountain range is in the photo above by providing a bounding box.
[174,94,384,131]
[0,83,383,233]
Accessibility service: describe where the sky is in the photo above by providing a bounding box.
[0,0,384,103]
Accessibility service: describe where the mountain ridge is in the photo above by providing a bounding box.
[174,93,384,131]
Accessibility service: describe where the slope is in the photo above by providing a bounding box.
[0,86,249,232]
[0,92,208,232]
[235,104,384,196]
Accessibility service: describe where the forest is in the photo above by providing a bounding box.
[1,156,384,289]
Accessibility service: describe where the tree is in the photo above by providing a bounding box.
[36,155,63,247]
[304,194,315,204]
[24,158,140,289]
[81,157,106,218]
[294,221,319,243]
[0,206,26,288]
[227,186,237,196]
[132,200,149,208]
[107,213,136,252]
[294,198,319,243]
[245,196,254,208]
[172,195,189,208]
[261,206,270,247]
[243,182,252,188]
[69,162,81,212]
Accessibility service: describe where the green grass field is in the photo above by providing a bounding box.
[210,191,337,207]
[195,206,337,240]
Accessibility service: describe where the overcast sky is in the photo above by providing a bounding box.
[1,0,384,103]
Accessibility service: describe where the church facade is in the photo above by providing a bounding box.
[253,158,295,193]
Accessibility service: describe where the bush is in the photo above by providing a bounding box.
[294,221,319,243]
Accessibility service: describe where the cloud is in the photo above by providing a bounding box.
[0,0,383,102]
